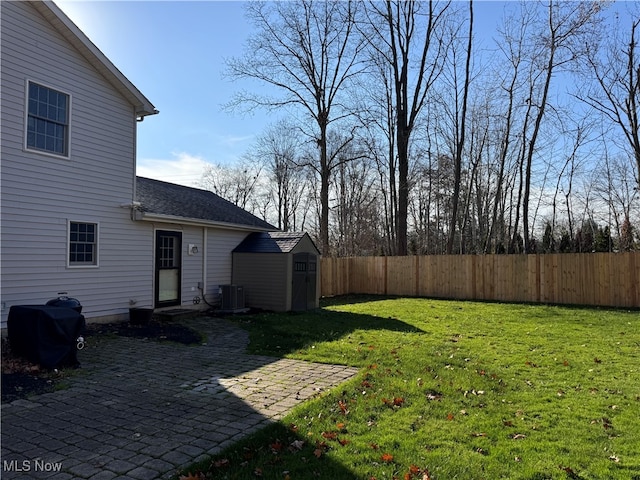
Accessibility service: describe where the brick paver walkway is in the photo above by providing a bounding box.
[1,317,360,479]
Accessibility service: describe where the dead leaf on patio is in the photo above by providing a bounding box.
[179,473,203,480]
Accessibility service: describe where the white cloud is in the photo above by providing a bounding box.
[136,152,211,188]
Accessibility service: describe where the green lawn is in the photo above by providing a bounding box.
[180,296,640,480]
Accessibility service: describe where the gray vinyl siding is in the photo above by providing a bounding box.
[206,230,249,303]
[232,254,289,311]
[1,2,148,326]
[180,226,205,306]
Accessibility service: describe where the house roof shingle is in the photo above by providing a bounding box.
[233,231,312,253]
[135,177,276,231]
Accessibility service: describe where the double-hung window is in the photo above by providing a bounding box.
[26,81,70,157]
[68,221,98,267]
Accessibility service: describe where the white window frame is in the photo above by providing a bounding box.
[67,220,99,268]
[24,79,71,159]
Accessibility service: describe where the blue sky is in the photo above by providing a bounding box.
[54,1,552,188]
[57,0,264,186]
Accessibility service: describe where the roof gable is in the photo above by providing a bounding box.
[233,232,319,254]
[136,177,276,231]
[32,1,157,117]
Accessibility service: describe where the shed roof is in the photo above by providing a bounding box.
[233,231,318,253]
[135,177,276,231]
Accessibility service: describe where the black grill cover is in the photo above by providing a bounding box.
[8,305,85,369]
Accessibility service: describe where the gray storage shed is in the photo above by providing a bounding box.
[232,232,321,311]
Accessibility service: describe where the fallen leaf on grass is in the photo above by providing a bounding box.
[425,390,443,401]
[290,440,305,451]
[471,432,487,437]
[212,459,230,468]
[381,453,394,463]
[253,467,263,476]
[314,448,323,458]
[511,433,527,440]
[446,413,455,421]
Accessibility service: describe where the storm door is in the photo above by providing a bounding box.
[155,230,182,307]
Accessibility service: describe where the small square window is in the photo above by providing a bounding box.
[69,222,98,266]
[26,82,69,157]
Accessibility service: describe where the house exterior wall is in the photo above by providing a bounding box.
[206,229,249,304]
[0,2,150,327]
[232,254,289,312]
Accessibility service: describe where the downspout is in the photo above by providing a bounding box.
[133,107,138,204]
[202,229,208,301]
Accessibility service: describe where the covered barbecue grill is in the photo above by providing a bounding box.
[8,304,85,369]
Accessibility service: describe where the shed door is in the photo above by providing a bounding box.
[292,252,317,311]
[155,230,182,308]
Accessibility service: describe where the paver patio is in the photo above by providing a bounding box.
[1,317,360,480]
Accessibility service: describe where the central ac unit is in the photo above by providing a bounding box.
[221,285,245,310]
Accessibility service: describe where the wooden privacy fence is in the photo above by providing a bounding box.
[321,252,640,308]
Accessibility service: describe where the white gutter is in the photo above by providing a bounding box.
[139,212,276,232]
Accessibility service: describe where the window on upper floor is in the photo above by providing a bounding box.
[26,81,70,157]
[68,221,98,267]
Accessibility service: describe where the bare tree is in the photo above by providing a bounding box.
[199,159,262,211]
[581,6,640,189]
[361,0,450,255]
[251,120,307,231]
[445,1,473,254]
[225,1,366,254]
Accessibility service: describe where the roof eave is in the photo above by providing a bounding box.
[35,1,158,118]
[139,212,276,232]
